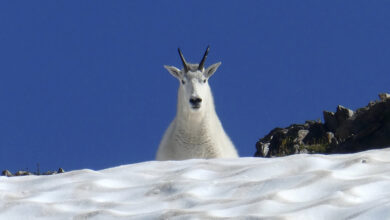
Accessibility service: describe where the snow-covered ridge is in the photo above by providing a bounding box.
[1,148,390,219]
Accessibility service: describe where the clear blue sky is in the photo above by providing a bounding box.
[1,1,389,172]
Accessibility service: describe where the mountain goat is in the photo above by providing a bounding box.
[156,46,238,160]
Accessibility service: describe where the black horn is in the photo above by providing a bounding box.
[198,46,210,71]
[178,48,189,72]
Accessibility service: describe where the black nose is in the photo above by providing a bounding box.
[190,97,202,105]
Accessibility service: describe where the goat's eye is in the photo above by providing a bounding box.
[181,80,185,84]
[203,79,207,83]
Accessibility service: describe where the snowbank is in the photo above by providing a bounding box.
[1,148,390,219]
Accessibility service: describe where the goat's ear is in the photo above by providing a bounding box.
[164,65,182,79]
[204,62,221,78]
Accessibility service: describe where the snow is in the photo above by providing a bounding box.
[1,148,390,219]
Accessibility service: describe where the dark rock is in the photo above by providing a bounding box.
[15,171,33,176]
[255,93,390,157]
[333,97,390,153]
[334,106,355,140]
[304,122,329,145]
[323,111,337,132]
[2,168,66,177]
[2,170,13,177]
[43,171,57,175]
[336,105,354,120]
[379,93,390,101]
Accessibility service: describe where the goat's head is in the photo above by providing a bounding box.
[164,46,221,111]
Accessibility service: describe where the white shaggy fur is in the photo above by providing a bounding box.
[156,48,238,160]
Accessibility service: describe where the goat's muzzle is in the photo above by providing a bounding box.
[189,97,202,109]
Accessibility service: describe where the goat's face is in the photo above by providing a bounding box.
[164,62,221,111]
[181,68,209,110]
[164,47,221,112]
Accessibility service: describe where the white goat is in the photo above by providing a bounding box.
[156,46,238,160]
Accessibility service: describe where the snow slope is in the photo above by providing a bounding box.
[1,148,390,220]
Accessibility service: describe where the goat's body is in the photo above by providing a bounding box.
[157,103,238,160]
[156,47,238,161]
[156,86,238,160]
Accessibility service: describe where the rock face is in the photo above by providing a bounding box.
[255,93,390,157]
[1,168,65,177]
[1,170,13,177]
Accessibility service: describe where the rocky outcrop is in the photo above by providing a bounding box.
[1,168,65,177]
[255,93,390,157]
